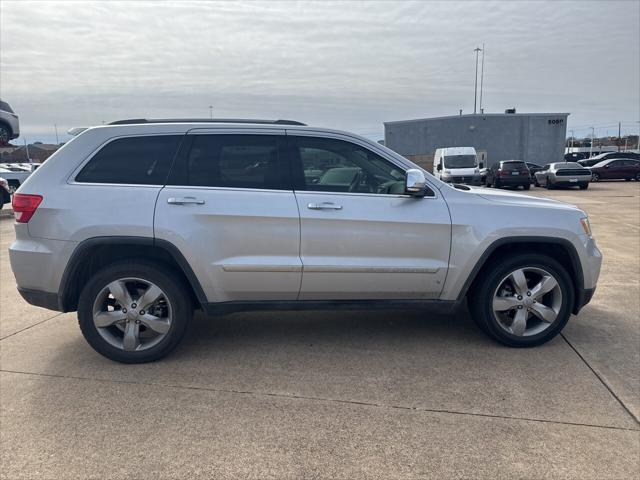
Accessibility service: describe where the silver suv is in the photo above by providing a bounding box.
[0,99,20,145]
[9,119,602,363]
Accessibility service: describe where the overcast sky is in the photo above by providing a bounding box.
[1,0,639,144]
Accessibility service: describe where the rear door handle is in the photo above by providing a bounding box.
[167,197,205,205]
[307,202,342,210]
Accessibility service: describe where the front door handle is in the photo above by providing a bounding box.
[307,202,342,210]
[167,197,205,205]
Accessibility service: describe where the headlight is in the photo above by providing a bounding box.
[580,217,592,236]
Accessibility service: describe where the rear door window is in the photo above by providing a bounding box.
[170,134,289,190]
[76,135,182,185]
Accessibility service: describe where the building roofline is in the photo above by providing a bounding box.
[384,112,570,126]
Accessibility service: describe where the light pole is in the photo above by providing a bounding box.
[209,105,213,119]
[479,43,485,113]
[569,130,575,149]
[54,124,59,144]
[473,47,482,114]
[589,127,595,157]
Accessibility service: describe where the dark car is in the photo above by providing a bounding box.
[485,160,531,190]
[589,159,640,182]
[578,151,640,168]
[525,162,543,179]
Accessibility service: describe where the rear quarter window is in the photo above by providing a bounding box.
[75,135,182,185]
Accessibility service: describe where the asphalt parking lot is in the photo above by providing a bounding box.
[1,182,638,479]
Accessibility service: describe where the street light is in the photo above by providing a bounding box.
[473,47,482,114]
[209,105,213,119]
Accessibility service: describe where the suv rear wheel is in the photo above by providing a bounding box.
[78,261,192,363]
[469,254,574,347]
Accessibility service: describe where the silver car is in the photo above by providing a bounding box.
[534,162,591,190]
[0,99,20,145]
[9,119,602,363]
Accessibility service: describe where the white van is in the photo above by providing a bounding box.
[433,147,481,185]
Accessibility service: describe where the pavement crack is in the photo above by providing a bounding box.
[2,368,638,433]
[561,333,640,426]
[0,313,64,341]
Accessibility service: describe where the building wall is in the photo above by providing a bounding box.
[384,114,568,168]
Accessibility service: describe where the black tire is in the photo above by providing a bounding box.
[545,179,554,189]
[523,184,531,190]
[636,173,640,181]
[579,183,589,190]
[468,254,575,347]
[78,261,193,363]
[625,178,631,181]
[534,177,540,187]
[493,179,500,189]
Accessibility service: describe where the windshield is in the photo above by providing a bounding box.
[443,155,477,168]
[501,161,526,170]
[555,162,582,169]
[592,160,610,168]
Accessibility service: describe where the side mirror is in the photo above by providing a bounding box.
[436,164,442,171]
[405,169,427,196]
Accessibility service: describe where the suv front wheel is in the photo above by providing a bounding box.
[469,254,574,347]
[78,261,192,363]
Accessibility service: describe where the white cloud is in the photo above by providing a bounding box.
[1,0,638,140]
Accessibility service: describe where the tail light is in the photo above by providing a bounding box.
[12,194,43,223]
[499,170,509,177]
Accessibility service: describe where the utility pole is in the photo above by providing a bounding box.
[570,130,575,149]
[473,47,482,114]
[23,137,30,162]
[54,124,59,144]
[209,105,213,119]
[589,127,595,157]
[618,122,621,152]
[479,43,485,113]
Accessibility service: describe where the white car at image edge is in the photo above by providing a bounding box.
[8,119,602,363]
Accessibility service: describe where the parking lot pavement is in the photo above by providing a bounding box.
[1,182,639,479]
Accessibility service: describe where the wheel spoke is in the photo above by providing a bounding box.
[122,321,140,351]
[94,310,126,328]
[509,269,528,294]
[493,296,519,312]
[138,284,163,310]
[139,313,170,334]
[107,280,132,307]
[530,303,558,324]
[510,308,528,336]
[530,275,557,300]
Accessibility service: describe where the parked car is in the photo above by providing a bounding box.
[0,99,20,145]
[0,166,31,193]
[534,162,591,189]
[525,162,543,178]
[484,160,531,190]
[0,177,10,209]
[589,159,640,182]
[9,119,602,363]
[578,151,639,168]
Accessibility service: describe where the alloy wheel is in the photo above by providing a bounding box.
[592,173,600,182]
[92,277,173,352]
[492,267,563,337]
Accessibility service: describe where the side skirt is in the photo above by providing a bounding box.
[202,299,461,316]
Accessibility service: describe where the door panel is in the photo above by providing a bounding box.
[295,192,451,299]
[154,131,301,303]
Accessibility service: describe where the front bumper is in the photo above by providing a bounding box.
[442,175,482,186]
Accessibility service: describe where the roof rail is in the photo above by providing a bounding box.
[108,118,306,126]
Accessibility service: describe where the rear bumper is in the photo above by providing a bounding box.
[17,287,63,311]
[496,177,530,185]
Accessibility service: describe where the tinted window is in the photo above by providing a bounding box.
[291,136,408,195]
[609,160,624,167]
[182,134,286,190]
[501,161,526,170]
[623,160,639,166]
[76,135,181,184]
